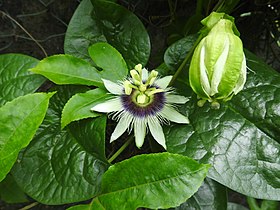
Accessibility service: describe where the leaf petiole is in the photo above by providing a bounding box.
[108,136,134,163]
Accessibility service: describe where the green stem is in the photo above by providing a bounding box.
[247,197,261,210]
[169,34,204,86]
[195,0,204,15]
[167,0,176,22]
[213,0,224,12]
[108,137,133,163]
[19,202,39,210]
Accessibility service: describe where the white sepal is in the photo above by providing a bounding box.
[110,114,133,142]
[91,98,122,113]
[134,119,146,148]
[155,76,172,89]
[148,117,166,149]
[199,45,211,96]
[102,79,123,95]
[160,106,189,124]
[166,94,189,104]
[210,37,230,96]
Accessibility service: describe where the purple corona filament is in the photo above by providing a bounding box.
[121,91,166,118]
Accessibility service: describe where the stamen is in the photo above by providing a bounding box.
[130,70,141,85]
[146,88,164,96]
[124,80,132,95]
[146,70,158,86]
[139,84,147,92]
[135,64,142,76]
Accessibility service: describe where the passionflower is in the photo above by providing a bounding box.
[189,12,247,109]
[91,64,189,149]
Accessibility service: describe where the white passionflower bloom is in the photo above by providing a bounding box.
[91,64,189,149]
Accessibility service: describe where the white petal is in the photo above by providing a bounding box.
[233,54,247,94]
[199,45,211,96]
[102,79,123,95]
[148,117,166,149]
[91,98,122,113]
[134,119,146,148]
[166,94,189,104]
[155,76,172,89]
[160,106,189,124]
[110,114,133,142]
[210,37,229,96]
[142,68,149,81]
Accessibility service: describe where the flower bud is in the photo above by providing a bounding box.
[189,13,247,107]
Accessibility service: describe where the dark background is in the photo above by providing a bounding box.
[0,0,279,70]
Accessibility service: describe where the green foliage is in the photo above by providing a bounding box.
[227,203,248,210]
[70,153,209,210]
[0,174,28,203]
[0,54,45,105]
[88,42,128,82]
[170,178,227,210]
[1,0,280,209]
[0,92,54,182]
[30,55,103,87]
[61,88,109,129]
[164,39,280,199]
[31,43,128,87]
[164,35,197,72]
[64,0,150,69]
[11,86,109,204]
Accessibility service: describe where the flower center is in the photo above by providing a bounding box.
[121,64,166,117]
[121,90,165,118]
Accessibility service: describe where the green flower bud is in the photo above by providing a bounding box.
[189,13,247,107]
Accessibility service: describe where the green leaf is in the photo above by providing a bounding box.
[64,0,150,69]
[89,153,209,210]
[31,55,103,87]
[88,42,128,82]
[0,92,54,182]
[230,50,280,142]
[227,203,248,210]
[0,174,28,203]
[170,178,227,210]
[164,35,197,71]
[0,53,46,105]
[61,88,110,129]
[11,86,109,204]
[260,200,279,210]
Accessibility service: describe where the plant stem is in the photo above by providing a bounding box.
[195,0,204,15]
[169,34,204,86]
[19,202,39,210]
[0,11,48,57]
[108,137,133,163]
[212,0,224,12]
[247,197,261,210]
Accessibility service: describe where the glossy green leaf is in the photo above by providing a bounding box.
[0,54,45,105]
[31,55,103,87]
[89,153,209,210]
[12,86,109,204]
[64,0,150,69]
[230,50,280,142]
[227,203,248,210]
[0,174,28,203]
[164,35,197,71]
[0,92,54,182]
[88,42,128,82]
[163,34,280,199]
[61,88,110,129]
[170,178,227,210]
